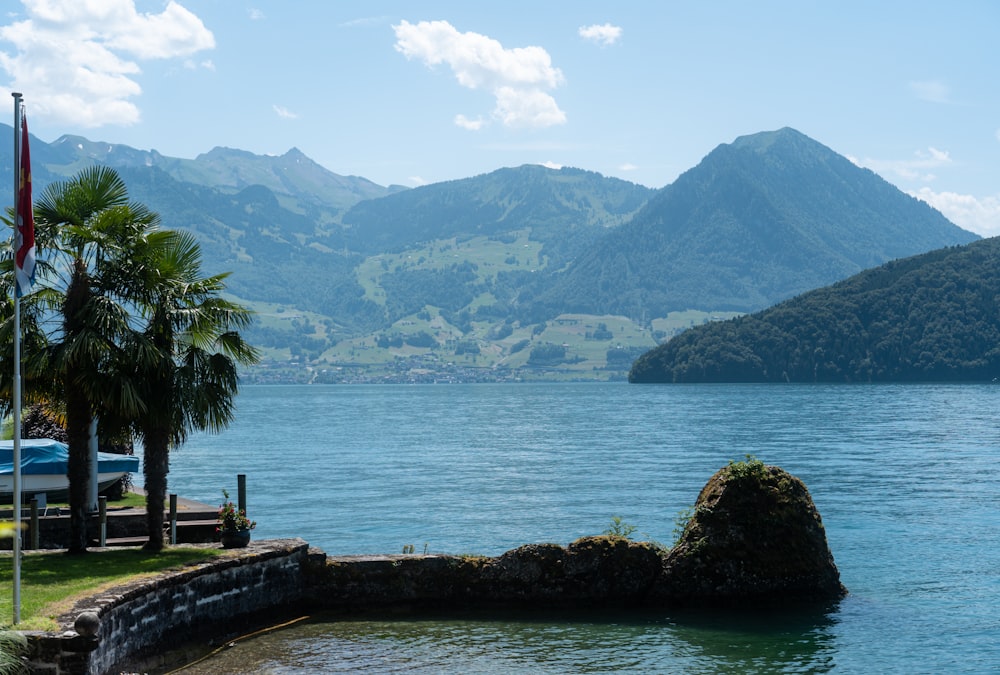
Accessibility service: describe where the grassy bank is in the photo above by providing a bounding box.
[0,547,223,631]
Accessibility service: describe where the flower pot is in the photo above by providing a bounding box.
[220,530,251,549]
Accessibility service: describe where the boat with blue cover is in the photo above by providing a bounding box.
[0,438,139,501]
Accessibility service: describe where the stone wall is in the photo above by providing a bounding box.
[307,536,668,611]
[24,539,311,675]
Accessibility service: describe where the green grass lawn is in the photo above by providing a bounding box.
[2,491,148,512]
[0,547,223,631]
[35,491,148,511]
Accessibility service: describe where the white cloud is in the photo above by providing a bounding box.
[106,1,214,59]
[393,19,566,129]
[454,114,485,131]
[995,128,1000,143]
[408,175,428,186]
[249,8,264,21]
[579,23,622,47]
[273,104,298,120]
[493,86,565,128]
[0,0,214,127]
[852,147,953,183]
[541,160,562,170]
[910,187,1000,237]
[619,162,638,172]
[909,79,951,104]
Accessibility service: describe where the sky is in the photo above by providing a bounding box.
[1,0,999,235]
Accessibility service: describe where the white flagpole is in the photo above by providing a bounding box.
[11,91,23,626]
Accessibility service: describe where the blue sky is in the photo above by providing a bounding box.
[2,1,999,235]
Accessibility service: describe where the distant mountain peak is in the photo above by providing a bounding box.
[731,126,807,147]
[197,146,256,161]
[719,127,835,163]
[539,128,978,319]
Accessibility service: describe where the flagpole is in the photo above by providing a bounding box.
[11,91,23,626]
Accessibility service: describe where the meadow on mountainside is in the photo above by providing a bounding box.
[0,126,977,382]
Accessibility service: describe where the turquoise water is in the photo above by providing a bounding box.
[159,383,1000,673]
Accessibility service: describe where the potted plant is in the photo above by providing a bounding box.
[216,490,256,548]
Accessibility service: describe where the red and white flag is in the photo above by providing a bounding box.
[15,111,35,297]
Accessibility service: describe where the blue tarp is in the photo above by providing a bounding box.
[0,438,139,476]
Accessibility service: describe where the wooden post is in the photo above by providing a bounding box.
[169,494,178,545]
[237,474,247,517]
[29,498,38,550]
[98,496,107,547]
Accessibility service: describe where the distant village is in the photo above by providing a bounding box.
[243,355,630,385]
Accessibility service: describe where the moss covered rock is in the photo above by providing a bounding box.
[656,458,846,605]
[563,535,664,600]
[475,537,662,604]
[478,543,567,601]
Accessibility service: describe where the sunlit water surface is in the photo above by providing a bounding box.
[147,383,1000,673]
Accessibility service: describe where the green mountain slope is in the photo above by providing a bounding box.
[112,166,385,334]
[342,164,653,261]
[535,128,978,320]
[629,237,1000,383]
[0,124,982,382]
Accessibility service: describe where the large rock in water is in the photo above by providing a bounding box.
[656,458,846,605]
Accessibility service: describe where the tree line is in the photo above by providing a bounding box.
[629,239,1000,383]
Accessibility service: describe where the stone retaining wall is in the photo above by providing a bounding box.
[24,539,311,675]
[308,536,668,611]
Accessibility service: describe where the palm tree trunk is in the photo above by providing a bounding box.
[142,322,175,552]
[65,380,91,553]
[64,260,92,554]
[142,431,169,551]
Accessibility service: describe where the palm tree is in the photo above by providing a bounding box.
[32,167,154,553]
[8,167,256,552]
[121,229,258,551]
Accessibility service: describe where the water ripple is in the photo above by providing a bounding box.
[159,383,1000,673]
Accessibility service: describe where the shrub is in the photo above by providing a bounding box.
[604,516,638,539]
[726,454,767,483]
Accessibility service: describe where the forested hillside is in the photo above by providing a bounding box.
[629,237,1000,383]
[342,165,652,260]
[533,128,977,320]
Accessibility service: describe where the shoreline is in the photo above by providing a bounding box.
[23,536,844,673]
[17,462,846,672]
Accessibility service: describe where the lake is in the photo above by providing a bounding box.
[156,383,1000,673]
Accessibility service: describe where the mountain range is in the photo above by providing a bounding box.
[0,125,979,382]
